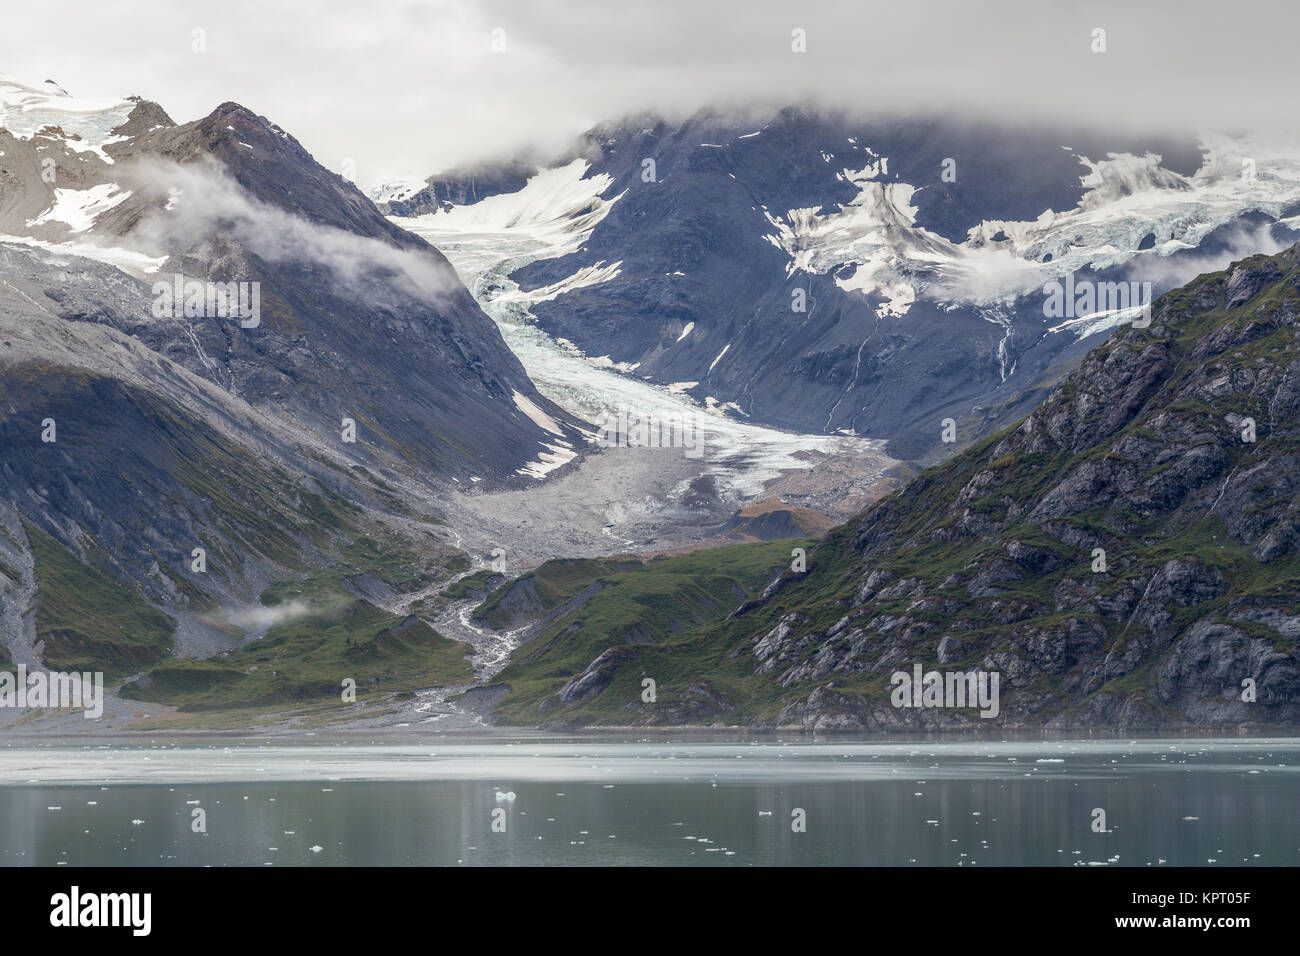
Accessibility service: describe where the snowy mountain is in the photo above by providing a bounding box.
[0,75,145,155]
[383,108,1300,459]
[0,74,586,480]
[0,76,587,671]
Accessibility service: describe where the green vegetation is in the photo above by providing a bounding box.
[25,521,174,679]
[488,539,810,723]
[123,598,471,711]
[123,531,474,711]
[259,531,464,608]
[439,568,505,601]
[473,556,642,629]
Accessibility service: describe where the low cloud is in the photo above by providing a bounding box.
[1124,221,1297,291]
[119,156,465,305]
[10,1,1300,187]
[222,600,312,630]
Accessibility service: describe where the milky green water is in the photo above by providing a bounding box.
[1,738,1295,866]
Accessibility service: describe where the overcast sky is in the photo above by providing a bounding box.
[6,0,1300,189]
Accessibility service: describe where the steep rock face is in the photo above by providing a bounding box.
[772,250,1300,728]
[492,246,1300,730]
[0,82,583,674]
[422,107,1298,459]
[0,258,434,663]
[2,87,586,483]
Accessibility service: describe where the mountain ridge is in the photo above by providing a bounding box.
[386,106,1300,460]
[478,244,1300,730]
[0,79,589,696]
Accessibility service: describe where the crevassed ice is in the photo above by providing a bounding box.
[0,75,134,147]
[762,134,1300,330]
[406,159,625,260]
[397,192,886,499]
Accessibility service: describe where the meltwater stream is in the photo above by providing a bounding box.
[2,738,1296,866]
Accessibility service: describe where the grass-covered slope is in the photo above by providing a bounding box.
[0,357,474,715]
[490,249,1300,730]
[26,521,175,679]
[479,540,810,724]
[472,557,643,630]
[121,600,471,711]
[119,529,475,711]
[1,365,358,618]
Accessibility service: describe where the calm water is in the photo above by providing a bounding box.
[1,737,1296,866]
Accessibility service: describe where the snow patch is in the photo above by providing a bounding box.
[26,184,132,234]
[500,260,622,307]
[403,159,623,260]
[0,235,165,275]
[516,442,578,479]
[586,354,640,373]
[512,389,565,436]
[371,179,426,204]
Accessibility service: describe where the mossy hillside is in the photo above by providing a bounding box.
[124,530,475,711]
[488,539,809,722]
[440,567,505,601]
[472,556,643,629]
[1,365,383,641]
[122,597,472,711]
[258,531,465,609]
[25,521,175,679]
[4,366,363,585]
[6,367,471,701]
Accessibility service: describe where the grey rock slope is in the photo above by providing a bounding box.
[488,246,1300,731]
[3,88,586,482]
[0,81,586,670]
